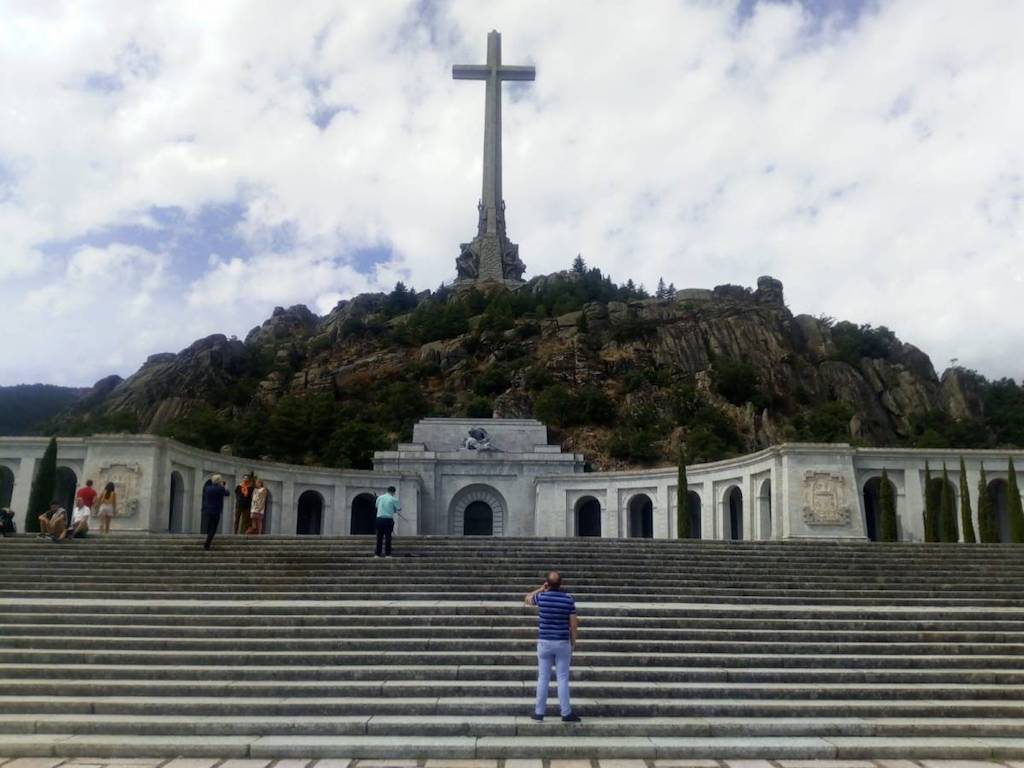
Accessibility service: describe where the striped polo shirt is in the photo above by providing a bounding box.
[532,589,577,641]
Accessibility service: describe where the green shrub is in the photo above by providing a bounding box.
[959,457,976,543]
[533,385,575,428]
[1008,457,1024,543]
[878,468,898,542]
[25,436,57,533]
[977,466,997,543]
[939,464,958,542]
[712,359,761,406]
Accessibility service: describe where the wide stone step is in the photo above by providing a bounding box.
[7,694,1024,718]
[4,662,1023,683]
[5,677,1024,700]
[7,648,1022,669]
[4,713,1024,738]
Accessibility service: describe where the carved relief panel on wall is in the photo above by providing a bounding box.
[95,462,143,517]
[801,471,851,526]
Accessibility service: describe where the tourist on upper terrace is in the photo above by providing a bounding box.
[233,474,253,535]
[0,507,15,536]
[76,479,97,511]
[202,474,230,550]
[95,482,116,535]
[248,478,268,535]
[59,496,90,540]
[37,502,67,540]
[373,486,401,558]
[524,570,581,723]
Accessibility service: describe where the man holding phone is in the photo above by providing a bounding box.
[524,570,581,722]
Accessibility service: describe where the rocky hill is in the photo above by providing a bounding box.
[45,270,1022,470]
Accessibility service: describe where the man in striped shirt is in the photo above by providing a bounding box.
[524,570,581,722]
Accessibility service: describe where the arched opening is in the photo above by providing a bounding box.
[628,494,654,538]
[55,467,78,524]
[862,477,883,542]
[464,500,494,535]
[351,493,377,535]
[575,496,601,537]
[449,485,506,536]
[0,466,14,510]
[989,479,1011,543]
[725,486,743,541]
[296,490,324,536]
[168,471,185,533]
[758,479,772,540]
[926,477,958,541]
[687,491,702,539]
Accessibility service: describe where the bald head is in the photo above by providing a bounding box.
[546,570,562,590]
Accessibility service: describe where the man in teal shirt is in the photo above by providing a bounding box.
[374,486,401,558]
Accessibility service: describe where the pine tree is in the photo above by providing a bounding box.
[25,436,57,534]
[576,311,589,335]
[1007,457,1024,543]
[878,469,897,542]
[977,466,997,543]
[923,461,938,542]
[677,449,690,539]
[656,278,667,300]
[939,463,957,542]
[572,254,586,274]
[959,457,976,543]
[666,282,677,299]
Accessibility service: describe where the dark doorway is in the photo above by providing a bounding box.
[0,466,14,510]
[726,486,743,540]
[168,471,184,533]
[628,494,654,538]
[351,493,376,535]
[296,490,323,536]
[989,479,1011,543]
[687,491,702,539]
[575,497,601,537]
[464,500,493,535]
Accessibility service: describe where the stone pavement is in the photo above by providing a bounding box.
[3,757,1024,768]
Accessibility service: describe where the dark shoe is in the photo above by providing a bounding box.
[561,712,581,722]
[530,713,544,722]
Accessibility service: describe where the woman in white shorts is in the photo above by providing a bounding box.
[248,478,268,535]
[96,482,117,534]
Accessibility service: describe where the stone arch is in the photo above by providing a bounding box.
[351,492,377,535]
[724,485,743,541]
[296,490,324,536]
[989,479,1011,543]
[55,467,78,523]
[862,475,897,542]
[757,478,772,540]
[449,485,506,536]
[687,490,702,539]
[0,465,14,510]
[168,471,185,533]
[574,496,601,537]
[627,493,654,538]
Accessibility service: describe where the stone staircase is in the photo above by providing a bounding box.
[1,536,1023,760]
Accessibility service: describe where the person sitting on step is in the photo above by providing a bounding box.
[524,569,581,723]
[58,496,91,541]
[0,506,16,536]
[37,502,67,539]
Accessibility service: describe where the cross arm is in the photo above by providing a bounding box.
[453,65,489,80]
[499,65,536,81]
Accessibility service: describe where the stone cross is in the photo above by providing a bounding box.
[453,30,534,283]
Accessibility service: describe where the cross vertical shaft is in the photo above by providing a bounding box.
[453,30,535,283]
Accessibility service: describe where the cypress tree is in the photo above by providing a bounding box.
[24,436,57,534]
[878,469,897,542]
[1008,457,1024,544]
[977,466,997,543]
[923,461,938,542]
[677,449,691,539]
[958,457,976,543]
[939,463,958,542]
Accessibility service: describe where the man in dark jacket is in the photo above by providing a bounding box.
[202,474,230,550]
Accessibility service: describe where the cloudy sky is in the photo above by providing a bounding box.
[2,0,1022,386]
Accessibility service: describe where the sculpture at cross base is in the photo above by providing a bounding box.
[452,30,533,285]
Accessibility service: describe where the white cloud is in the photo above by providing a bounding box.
[0,0,1022,386]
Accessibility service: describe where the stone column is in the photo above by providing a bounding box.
[902,463,926,542]
[11,457,37,525]
[279,480,296,536]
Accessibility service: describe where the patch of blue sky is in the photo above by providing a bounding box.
[38,201,251,282]
[351,244,395,275]
[736,0,874,29]
[82,71,123,93]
